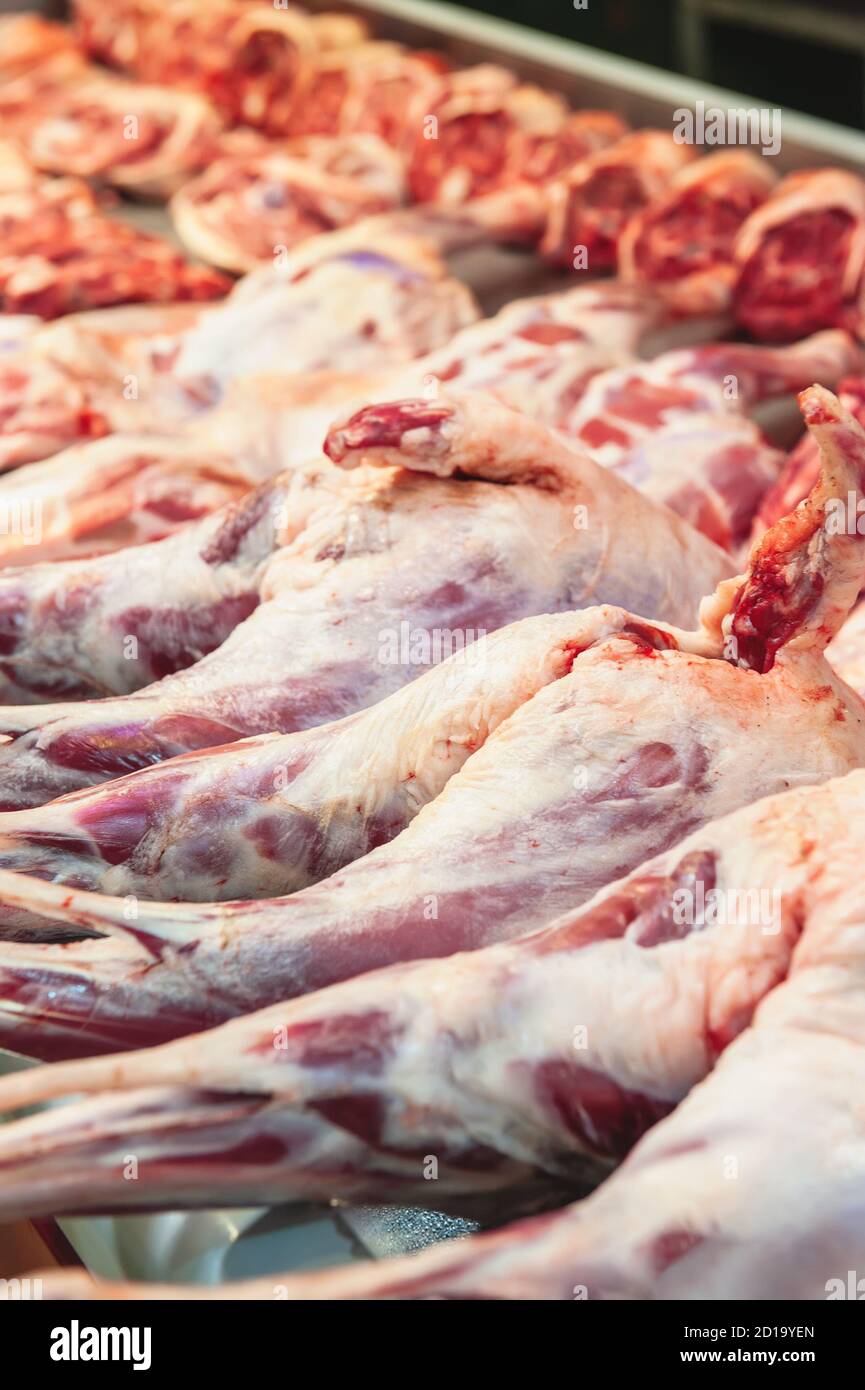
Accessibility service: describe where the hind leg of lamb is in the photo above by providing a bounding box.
[0,613,592,929]
[0,741,859,1238]
[19,764,865,1298]
[0,393,733,809]
[0,470,322,704]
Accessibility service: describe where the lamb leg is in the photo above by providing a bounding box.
[0,612,590,924]
[563,330,861,462]
[560,329,861,548]
[0,434,250,567]
[0,392,733,808]
[0,773,819,1217]
[0,471,302,704]
[23,766,865,1299]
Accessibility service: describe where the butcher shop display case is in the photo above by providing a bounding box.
[0,0,864,1319]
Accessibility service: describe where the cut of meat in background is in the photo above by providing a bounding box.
[734,168,865,342]
[558,332,861,550]
[0,13,84,83]
[618,150,777,316]
[404,66,620,206]
[0,357,110,472]
[146,4,317,133]
[149,234,479,408]
[0,211,230,319]
[284,41,446,144]
[2,75,226,199]
[171,134,408,272]
[541,130,696,270]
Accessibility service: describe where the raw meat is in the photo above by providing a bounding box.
[560,330,861,550]
[385,280,666,430]
[0,373,354,564]
[5,74,225,199]
[133,2,317,133]
[0,612,597,918]
[0,432,253,568]
[405,65,565,205]
[28,299,208,387]
[0,140,41,193]
[565,333,861,464]
[0,385,857,1057]
[0,13,82,82]
[618,150,777,315]
[754,374,865,533]
[72,0,153,71]
[0,760,828,1219]
[0,165,98,247]
[608,415,783,554]
[1,186,99,307]
[171,135,408,272]
[0,280,662,572]
[734,168,865,342]
[0,392,732,816]
[403,64,625,218]
[0,51,93,140]
[150,234,480,411]
[8,764,865,1295]
[0,468,299,705]
[0,147,230,320]
[521,110,632,184]
[541,130,696,270]
[285,41,447,145]
[65,763,865,1302]
[0,356,110,472]
[0,303,202,470]
[72,0,367,79]
[0,217,231,320]
[0,257,181,432]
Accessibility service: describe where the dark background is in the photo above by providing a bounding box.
[457,0,865,129]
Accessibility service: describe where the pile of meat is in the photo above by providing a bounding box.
[5,8,865,336]
[1,2,865,1306]
[0,20,232,318]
